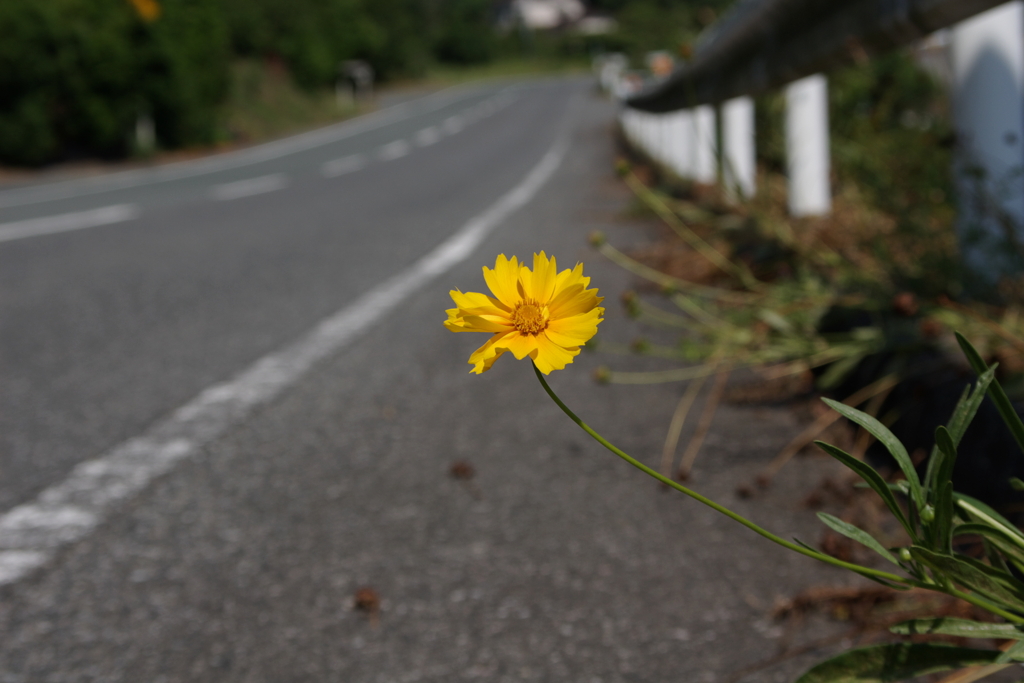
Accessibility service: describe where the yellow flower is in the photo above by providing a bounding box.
[127,0,161,21]
[445,252,604,374]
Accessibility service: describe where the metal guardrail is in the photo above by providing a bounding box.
[627,0,1008,112]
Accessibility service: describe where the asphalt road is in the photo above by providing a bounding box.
[0,78,851,681]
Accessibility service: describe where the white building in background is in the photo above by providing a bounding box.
[510,0,585,30]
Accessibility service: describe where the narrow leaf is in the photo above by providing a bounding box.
[934,427,958,491]
[822,398,923,509]
[934,481,954,555]
[817,513,899,565]
[997,639,1024,663]
[956,332,1024,455]
[925,370,987,499]
[932,427,957,553]
[793,534,909,589]
[956,494,1024,545]
[794,643,1001,683]
[954,528,1024,573]
[891,617,1024,640]
[816,441,914,539]
[947,366,997,446]
[910,546,1024,611]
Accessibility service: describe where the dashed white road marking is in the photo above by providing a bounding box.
[211,174,289,200]
[321,154,367,178]
[0,83,492,210]
[377,140,411,161]
[443,116,465,135]
[0,132,570,586]
[414,127,441,147]
[0,204,140,244]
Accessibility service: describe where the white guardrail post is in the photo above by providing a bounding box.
[694,105,718,185]
[951,1,1024,282]
[785,74,831,217]
[722,96,756,201]
[664,109,695,180]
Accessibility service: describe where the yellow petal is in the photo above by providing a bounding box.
[545,309,603,346]
[531,333,580,374]
[482,255,522,308]
[549,288,604,319]
[450,289,510,314]
[553,262,584,292]
[529,252,558,303]
[461,315,514,333]
[546,283,584,316]
[468,332,514,374]
[499,331,539,360]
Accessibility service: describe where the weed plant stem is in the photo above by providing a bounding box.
[532,363,911,585]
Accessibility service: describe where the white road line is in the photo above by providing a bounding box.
[443,116,465,135]
[321,154,367,178]
[0,205,140,244]
[0,84,505,210]
[211,174,288,200]
[0,132,570,586]
[377,140,411,161]
[414,127,441,147]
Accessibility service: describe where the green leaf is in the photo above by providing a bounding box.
[953,523,1024,572]
[946,366,997,447]
[909,546,1024,611]
[815,441,914,539]
[956,494,1024,545]
[822,398,923,510]
[956,332,1024,455]
[793,534,910,590]
[923,386,966,498]
[794,643,1001,683]
[933,481,954,555]
[933,427,958,493]
[1011,477,1024,492]
[997,639,1024,663]
[891,617,1024,639]
[817,512,899,565]
[931,427,957,553]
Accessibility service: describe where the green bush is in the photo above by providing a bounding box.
[0,0,229,165]
[433,0,496,65]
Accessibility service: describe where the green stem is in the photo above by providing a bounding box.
[534,364,912,585]
[945,587,1024,624]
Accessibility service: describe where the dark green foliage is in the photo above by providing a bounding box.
[220,0,423,86]
[597,0,733,61]
[794,643,1002,683]
[0,0,229,165]
[830,53,958,296]
[143,0,230,148]
[433,0,496,65]
[0,0,499,164]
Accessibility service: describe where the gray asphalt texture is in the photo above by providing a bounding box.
[0,78,855,681]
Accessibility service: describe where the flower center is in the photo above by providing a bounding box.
[511,301,547,335]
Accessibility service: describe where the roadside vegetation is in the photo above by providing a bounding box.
[0,0,735,167]
[602,49,1024,507]
[596,45,1024,681]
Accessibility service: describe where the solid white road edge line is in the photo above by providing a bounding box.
[0,133,569,586]
[0,205,140,244]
